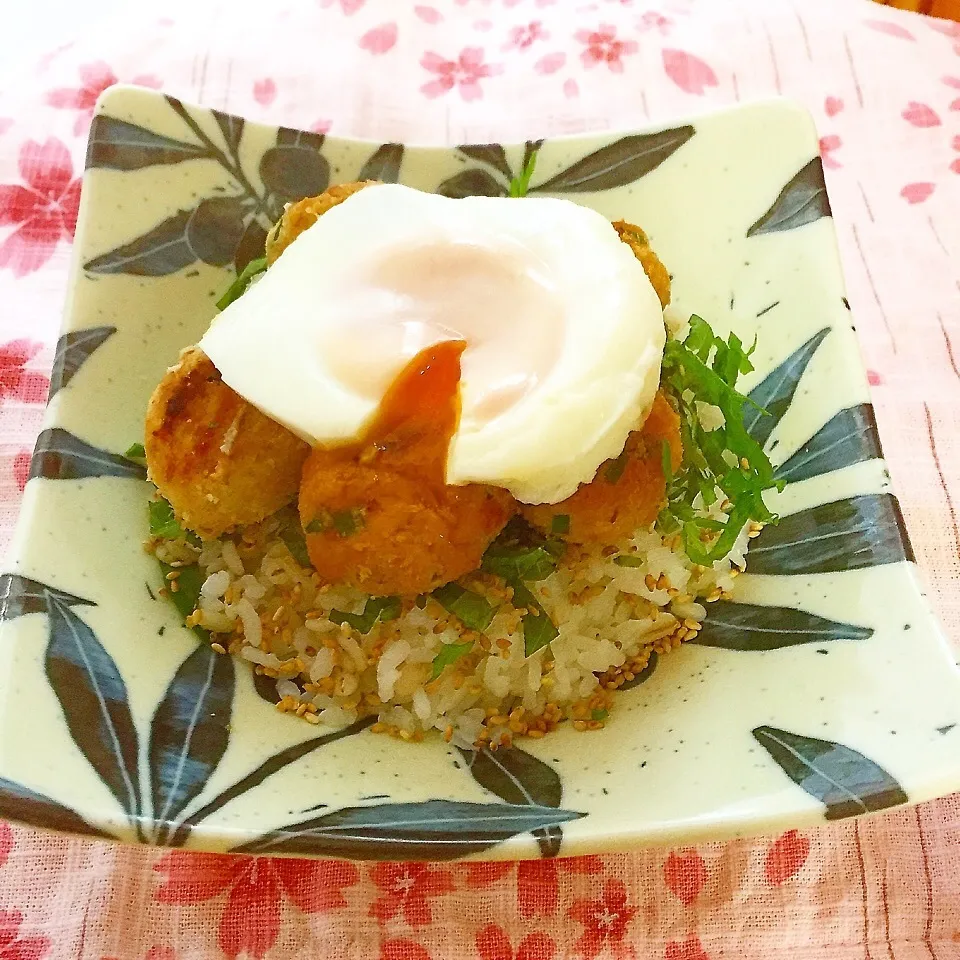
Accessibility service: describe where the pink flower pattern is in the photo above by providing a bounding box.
[503,21,549,50]
[420,47,502,99]
[575,24,638,72]
[46,62,160,135]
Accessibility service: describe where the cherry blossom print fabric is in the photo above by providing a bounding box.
[0,0,959,957]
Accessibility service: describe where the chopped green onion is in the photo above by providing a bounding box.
[125,442,146,461]
[432,583,496,632]
[613,555,644,567]
[330,595,401,634]
[550,514,570,535]
[430,640,475,680]
[603,450,629,484]
[508,147,539,198]
[216,256,267,311]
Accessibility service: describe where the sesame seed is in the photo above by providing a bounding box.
[210,643,226,655]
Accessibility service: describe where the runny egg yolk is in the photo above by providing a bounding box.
[198,183,666,505]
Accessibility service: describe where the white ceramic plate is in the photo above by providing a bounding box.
[1,85,958,861]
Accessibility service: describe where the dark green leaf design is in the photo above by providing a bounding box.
[531,127,695,193]
[744,328,829,448]
[150,644,234,837]
[253,671,283,705]
[211,109,244,155]
[0,777,112,838]
[45,597,141,820]
[166,717,376,846]
[0,574,94,620]
[30,428,147,481]
[48,326,116,400]
[186,196,247,267]
[233,799,582,860]
[359,143,405,183]
[83,210,197,276]
[436,168,507,199]
[775,404,882,484]
[619,649,658,690]
[233,218,269,273]
[276,127,325,151]
[746,493,914,575]
[460,746,567,858]
[457,144,512,179]
[753,725,907,820]
[85,115,211,171]
[692,601,872,651]
[259,146,330,203]
[747,158,832,237]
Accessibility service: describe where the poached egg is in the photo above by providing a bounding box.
[198,183,665,504]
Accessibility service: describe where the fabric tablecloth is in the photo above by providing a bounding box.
[0,0,959,957]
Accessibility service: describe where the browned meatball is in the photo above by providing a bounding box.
[145,347,310,539]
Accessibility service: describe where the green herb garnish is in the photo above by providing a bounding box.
[511,580,558,656]
[330,595,401,634]
[125,442,146,461]
[159,561,208,640]
[591,708,609,722]
[430,640,475,680]
[613,555,644,567]
[305,508,365,537]
[508,147,539,198]
[432,583,496,632]
[658,315,780,564]
[149,497,199,545]
[603,450,629,484]
[550,514,570,536]
[216,256,267,311]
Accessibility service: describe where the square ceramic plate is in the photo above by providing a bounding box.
[1,84,958,861]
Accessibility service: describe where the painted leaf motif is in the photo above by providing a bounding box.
[753,725,907,819]
[746,493,914,575]
[0,776,111,838]
[30,428,147,481]
[166,717,376,845]
[692,601,872,651]
[436,168,507,199]
[744,328,830,447]
[233,799,582,860]
[150,644,234,833]
[619,649,658,690]
[276,126,325,151]
[458,143,513,179]
[747,158,832,237]
[358,143,405,183]
[460,746,565,858]
[259,146,330,202]
[45,597,141,819]
[775,404,882,483]
[211,109,244,155]
[85,115,211,171]
[186,196,247,267]
[83,210,197,276]
[48,326,116,400]
[0,573,93,620]
[531,127,695,193]
[233,218,269,273]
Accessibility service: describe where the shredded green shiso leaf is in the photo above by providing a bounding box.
[149,495,199,546]
[216,256,267,311]
[330,595,402,634]
[657,314,781,564]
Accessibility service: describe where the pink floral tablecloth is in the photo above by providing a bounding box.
[1,0,959,957]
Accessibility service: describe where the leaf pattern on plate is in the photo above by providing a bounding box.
[259,146,330,203]
[619,649,658,690]
[186,195,248,267]
[0,573,93,620]
[211,109,244,156]
[30,428,147,481]
[275,127,325,151]
[744,327,830,448]
[0,777,111,839]
[531,127,695,193]
[692,601,872,651]
[85,115,212,171]
[233,218,269,273]
[83,210,197,276]
[746,493,914,575]
[436,168,508,199]
[232,799,583,860]
[150,644,234,840]
[358,143,405,183]
[747,158,832,237]
[165,717,376,846]
[775,404,882,484]
[47,326,116,400]
[460,746,567,858]
[753,725,907,820]
[44,596,142,822]
[457,143,513,180]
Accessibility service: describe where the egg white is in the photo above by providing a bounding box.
[198,183,665,504]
